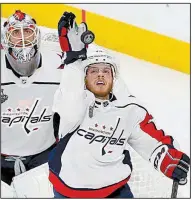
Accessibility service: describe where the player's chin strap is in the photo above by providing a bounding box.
[5,156,26,176]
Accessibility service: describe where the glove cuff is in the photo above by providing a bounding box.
[150,144,169,171]
[64,48,87,65]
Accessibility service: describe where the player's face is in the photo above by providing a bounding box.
[85,63,113,100]
[8,27,35,47]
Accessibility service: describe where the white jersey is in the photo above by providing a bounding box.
[1,42,63,156]
[49,60,174,198]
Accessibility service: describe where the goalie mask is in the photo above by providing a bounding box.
[2,10,41,76]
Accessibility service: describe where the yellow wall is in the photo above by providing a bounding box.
[1,4,190,74]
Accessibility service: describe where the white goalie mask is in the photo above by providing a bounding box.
[83,49,119,79]
[2,10,41,76]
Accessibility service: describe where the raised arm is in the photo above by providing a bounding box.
[52,12,95,137]
[53,61,89,137]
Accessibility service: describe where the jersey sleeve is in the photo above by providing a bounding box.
[127,104,175,162]
[52,60,93,138]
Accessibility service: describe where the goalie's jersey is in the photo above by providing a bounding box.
[49,61,174,198]
[1,43,63,156]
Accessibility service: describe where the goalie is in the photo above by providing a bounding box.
[1,10,62,197]
[48,12,190,198]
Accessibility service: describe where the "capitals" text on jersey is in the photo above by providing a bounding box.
[1,99,52,134]
[77,128,126,146]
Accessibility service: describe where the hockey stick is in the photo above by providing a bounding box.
[171,180,179,198]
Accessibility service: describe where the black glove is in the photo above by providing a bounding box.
[151,144,190,185]
[58,12,95,65]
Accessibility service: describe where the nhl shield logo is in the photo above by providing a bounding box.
[1,89,8,103]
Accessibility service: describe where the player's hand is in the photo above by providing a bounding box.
[150,145,190,185]
[58,12,95,64]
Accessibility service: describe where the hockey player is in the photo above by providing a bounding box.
[1,10,62,196]
[48,12,190,198]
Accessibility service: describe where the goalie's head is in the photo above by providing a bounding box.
[2,10,41,76]
[83,49,119,100]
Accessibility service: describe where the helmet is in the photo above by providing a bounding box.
[83,49,119,78]
[2,10,41,76]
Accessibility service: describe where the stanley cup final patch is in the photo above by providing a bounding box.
[1,89,8,104]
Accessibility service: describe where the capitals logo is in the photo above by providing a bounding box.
[1,99,52,135]
[77,118,126,156]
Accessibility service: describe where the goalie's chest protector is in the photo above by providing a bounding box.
[1,49,62,156]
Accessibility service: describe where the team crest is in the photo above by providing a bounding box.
[1,98,52,135]
[1,89,8,104]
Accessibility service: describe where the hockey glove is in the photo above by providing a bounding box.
[58,11,95,65]
[150,144,190,185]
